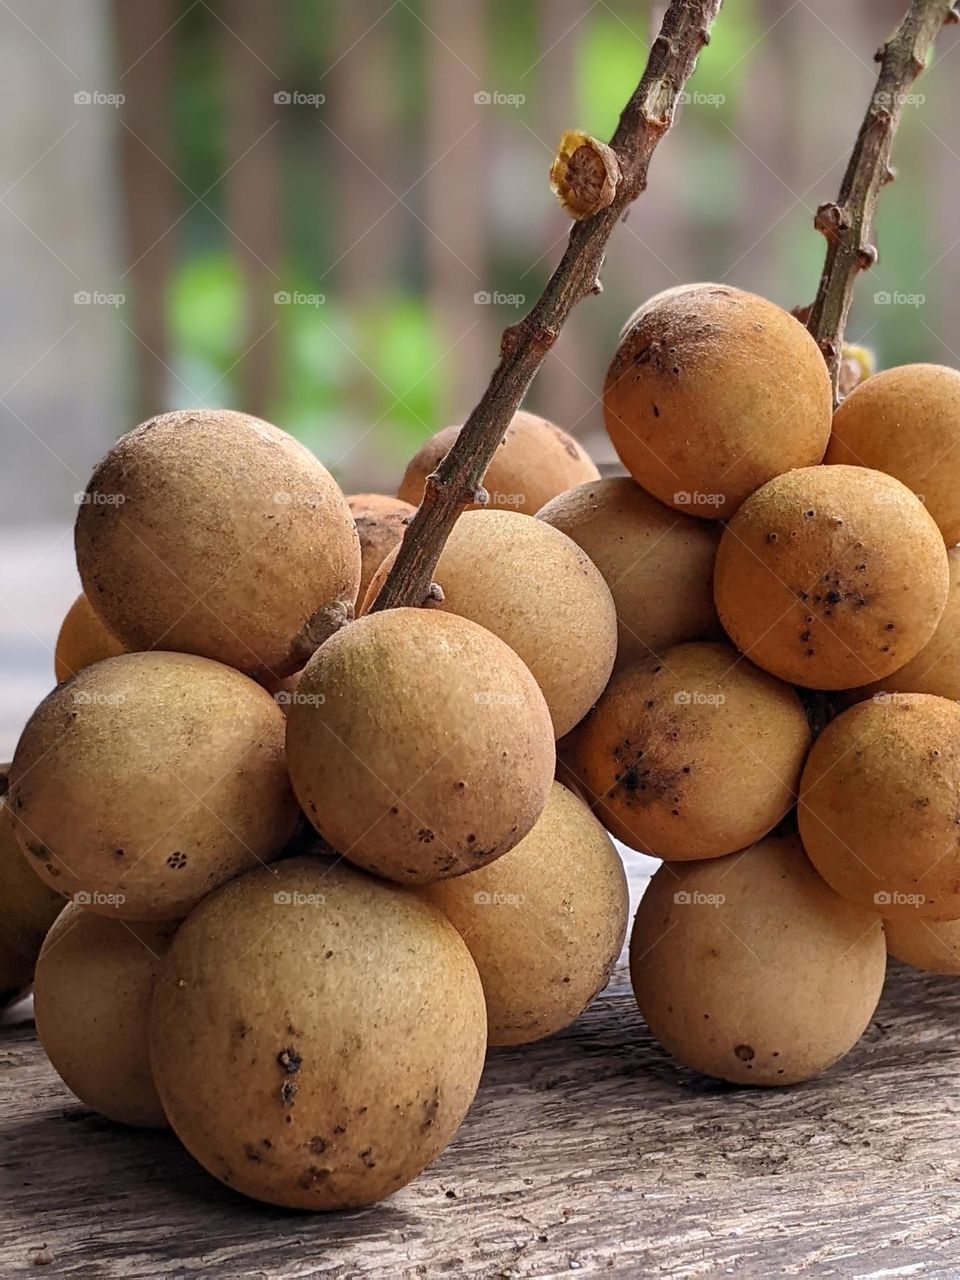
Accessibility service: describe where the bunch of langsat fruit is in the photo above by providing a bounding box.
[3,281,960,1212]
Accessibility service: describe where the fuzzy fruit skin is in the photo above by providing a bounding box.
[347,493,415,604]
[150,858,487,1211]
[826,364,960,545]
[397,410,599,516]
[714,465,949,690]
[603,284,831,520]
[8,652,299,920]
[35,904,175,1127]
[54,593,125,683]
[630,832,886,1086]
[573,642,810,860]
[75,410,361,682]
[0,803,63,1008]
[419,783,628,1045]
[363,509,617,738]
[885,915,960,975]
[537,477,722,670]
[799,693,960,921]
[286,609,555,884]
[842,546,960,705]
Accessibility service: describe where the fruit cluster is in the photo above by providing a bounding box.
[2,281,960,1211]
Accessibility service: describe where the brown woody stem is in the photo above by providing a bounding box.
[370,0,723,612]
[806,0,958,404]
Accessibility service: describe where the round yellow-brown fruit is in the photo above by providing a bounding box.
[843,546,960,704]
[573,642,810,859]
[347,493,415,604]
[537,477,721,669]
[618,283,712,341]
[603,284,832,519]
[419,782,628,1045]
[35,903,175,1126]
[799,693,960,920]
[0,800,63,1007]
[150,857,487,1210]
[54,593,125,683]
[363,510,617,738]
[630,832,886,1085]
[286,609,555,883]
[885,915,960,975]
[714,465,949,689]
[8,652,298,920]
[827,363,960,545]
[75,410,361,681]
[397,410,599,515]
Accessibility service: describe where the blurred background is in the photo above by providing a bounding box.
[0,0,958,749]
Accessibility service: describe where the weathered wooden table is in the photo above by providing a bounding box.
[3,531,960,1277]
[3,951,960,1277]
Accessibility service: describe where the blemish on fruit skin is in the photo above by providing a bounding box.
[734,1044,755,1062]
[278,1047,302,1075]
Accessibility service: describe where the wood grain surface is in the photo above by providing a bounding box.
[3,946,960,1278]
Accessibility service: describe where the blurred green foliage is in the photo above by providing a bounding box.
[161,0,953,451]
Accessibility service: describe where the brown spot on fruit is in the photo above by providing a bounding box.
[278,1047,302,1074]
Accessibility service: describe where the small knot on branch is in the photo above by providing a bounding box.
[500,319,558,359]
[856,244,878,270]
[549,130,621,221]
[947,4,960,25]
[883,164,897,185]
[425,582,445,605]
[818,337,838,362]
[814,202,849,243]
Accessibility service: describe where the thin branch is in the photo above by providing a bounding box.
[806,0,959,403]
[369,0,723,612]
